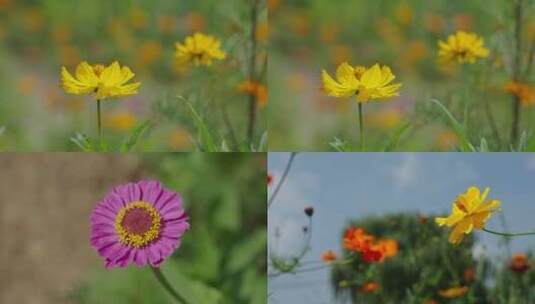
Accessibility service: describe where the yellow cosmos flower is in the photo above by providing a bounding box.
[321,62,402,102]
[438,31,489,64]
[61,61,141,100]
[436,186,501,244]
[175,32,226,67]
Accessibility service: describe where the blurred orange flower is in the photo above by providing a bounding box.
[464,267,476,282]
[329,45,352,65]
[343,227,398,263]
[138,41,163,66]
[319,23,339,43]
[129,7,147,30]
[454,13,473,31]
[184,12,206,33]
[360,282,380,293]
[104,110,137,132]
[438,286,468,298]
[169,128,192,150]
[157,15,177,34]
[321,250,337,263]
[425,13,445,34]
[238,80,268,107]
[510,253,531,273]
[505,82,535,106]
[435,130,459,150]
[256,22,269,42]
[395,3,414,26]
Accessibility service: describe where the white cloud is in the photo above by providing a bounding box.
[391,154,420,188]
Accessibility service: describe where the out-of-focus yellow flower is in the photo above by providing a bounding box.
[454,13,473,31]
[129,7,147,30]
[322,62,402,103]
[438,286,468,298]
[436,186,500,244]
[104,110,137,131]
[184,12,206,33]
[435,130,459,150]
[505,82,535,106]
[61,61,141,100]
[175,33,226,67]
[238,80,268,107]
[256,22,269,42]
[137,41,163,66]
[169,128,192,150]
[438,31,489,64]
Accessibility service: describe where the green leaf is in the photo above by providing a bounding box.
[183,100,218,152]
[226,228,267,274]
[164,262,224,304]
[120,119,152,152]
[70,132,95,152]
[383,121,412,152]
[213,189,241,231]
[329,137,350,151]
[430,99,475,152]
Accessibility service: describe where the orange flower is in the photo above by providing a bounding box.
[267,173,273,185]
[343,227,398,263]
[505,82,535,106]
[510,253,530,273]
[321,250,337,263]
[438,286,468,298]
[238,80,268,107]
[360,282,380,293]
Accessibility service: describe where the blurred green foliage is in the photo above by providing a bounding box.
[331,213,535,303]
[269,0,535,151]
[70,153,267,304]
[0,0,267,151]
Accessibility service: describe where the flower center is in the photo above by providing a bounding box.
[92,64,105,77]
[114,201,161,248]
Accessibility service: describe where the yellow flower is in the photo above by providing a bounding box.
[61,61,141,100]
[438,31,489,64]
[321,62,402,102]
[174,33,226,67]
[436,186,500,244]
[438,286,468,298]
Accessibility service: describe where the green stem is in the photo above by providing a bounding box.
[483,228,535,237]
[151,267,188,304]
[96,99,102,147]
[357,103,365,151]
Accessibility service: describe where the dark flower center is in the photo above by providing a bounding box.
[121,208,153,235]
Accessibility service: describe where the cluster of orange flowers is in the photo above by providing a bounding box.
[342,227,398,263]
[505,82,535,106]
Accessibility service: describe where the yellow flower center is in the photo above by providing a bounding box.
[354,66,366,79]
[92,64,106,77]
[114,201,161,248]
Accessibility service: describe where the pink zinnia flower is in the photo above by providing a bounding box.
[90,180,189,269]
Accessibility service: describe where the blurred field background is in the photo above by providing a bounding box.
[268,153,535,303]
[268,0,535,151]
[0,153,266,304]
[0,0,267,151]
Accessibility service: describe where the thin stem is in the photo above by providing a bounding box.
[96,99,102,147]
[357,103,365,151]
[483,228,535,237]
[247,0,259,144]
[268,152,296,208]
[510,0,524,145]
[151,267,188,304]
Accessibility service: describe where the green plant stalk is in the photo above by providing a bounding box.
[483,228,535,237]
[96,99,102,147]
[268,152,296,208]
[510,0,524,145]
[357,103,365,151]
[151,267,188,304]
[246,0,260,143]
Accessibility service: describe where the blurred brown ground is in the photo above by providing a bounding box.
[0,154,144,304]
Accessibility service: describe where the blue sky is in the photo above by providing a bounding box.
[268,153,535,304]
